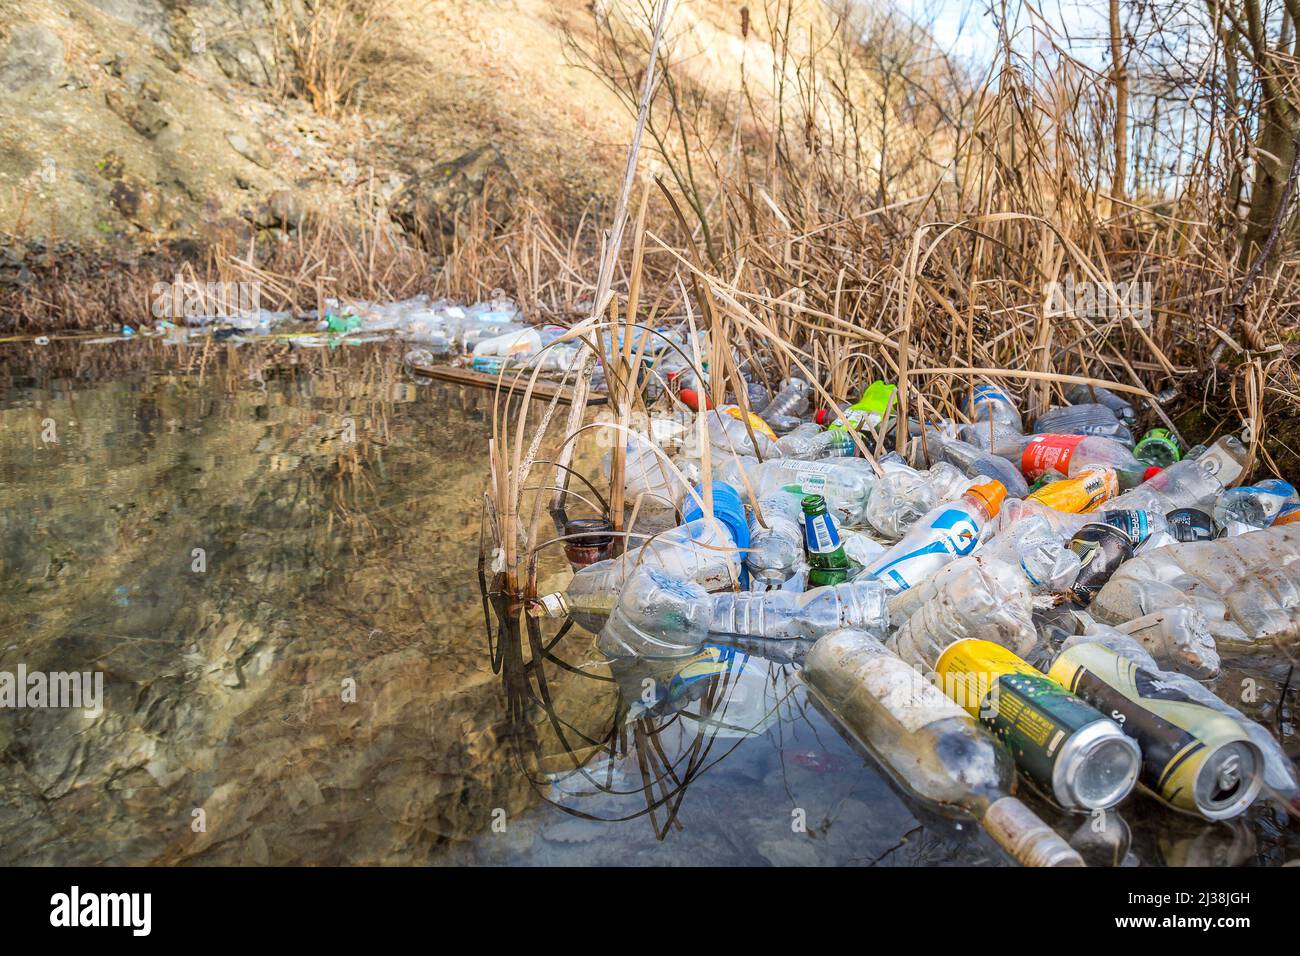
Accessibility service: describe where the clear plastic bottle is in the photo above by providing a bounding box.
[596,567,713,660]
[704,410,779,458]
[960,384,1024,451]
[862,480,1007,591]
[978,514,1083,593]
[805,629,1083,866]
[775,424,856,460]
[760,377,811,424]
[1113,607,1220,679]
[1108,436,1248,513]
[745,490,805,588]
[1090,523,1300,652]
[884,556,1039,670]
[728,456,880,528]
[921,427,1030,499]
[863,463,939,540]
[707,578,892,642]
[1033,404,1134,447]
[1213,479,1299,533]
[1063,383,1137,428]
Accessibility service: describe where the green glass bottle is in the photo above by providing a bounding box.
[803,495,850,587]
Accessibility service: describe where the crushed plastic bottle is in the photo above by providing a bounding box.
[884,556,1039,670]
[775,423,856,459]
[759,377,811,425]
[921,427,1030,499]
[1033,404,1134,446]
[1107,436,1249,515]
[596,567,713,660]
[863,462,939,540]
[1090,522,1300,653]
[729,456,880,528]
[1112,607,1221,679]
[978,514,1083,594]
[862,480,1006,591]
[1063,383,1137,428]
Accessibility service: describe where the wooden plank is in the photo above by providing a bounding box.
[409,364,606,405]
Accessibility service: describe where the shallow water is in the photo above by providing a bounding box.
[0,346,1294,866]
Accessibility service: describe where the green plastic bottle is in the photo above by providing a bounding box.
[1133,427,1181,469]
[802,495,850,586]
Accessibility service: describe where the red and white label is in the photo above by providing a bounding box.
[1021,434,1083,479]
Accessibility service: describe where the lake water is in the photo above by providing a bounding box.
[0,344,1293,866]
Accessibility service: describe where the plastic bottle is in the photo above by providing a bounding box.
[775,424,856,459]
[884,556,1039,670]
[921,428,1030,499]
[819,381,898,433]
[707,578,892,642]
[1107,435,1248,513]
[1063,383,1137,428]
[959,384,1023,451]
[1090,522,1300,652]
[1025,467,1118,513]
[471,324,567,360]
[978,514,1084,593]
[535,482,749,630]
[805,630,1084,866]
[863,462,939,540]
[1033,404,1134,446]
[1213,479,1299,533]
[759,377,810,424]
[745,490,805,588]
[1014,433,1157,489]
[1133,428,1181,468]
[728,456,880,528]
[704,410,779,459]
[862,480,1007,591]
[1112,607,1221,679]
[596,567,714,660]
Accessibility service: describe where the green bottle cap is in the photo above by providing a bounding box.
[1134,427,1180,463]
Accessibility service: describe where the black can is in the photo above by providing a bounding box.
[1165,508,1216,542]
[1068,523,1135,604]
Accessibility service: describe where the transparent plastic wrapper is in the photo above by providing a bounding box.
[1213,479,1299,533]
[1091,523,1300,653]
[707,578,892,642]
[805,629,1083,866]
[884,556,1039,670]
[1032,404,1134,447]
[861,480,1006,591]
[978,514,1083,594]
[1055,628,1299,807]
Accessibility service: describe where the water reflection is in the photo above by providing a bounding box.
[0,344,1293,866]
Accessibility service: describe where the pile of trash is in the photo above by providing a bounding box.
[533,373,1300,866]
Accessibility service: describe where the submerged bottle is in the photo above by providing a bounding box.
[805,629,1084,866]
[803,495,851,586]
[862,480,1007,591]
